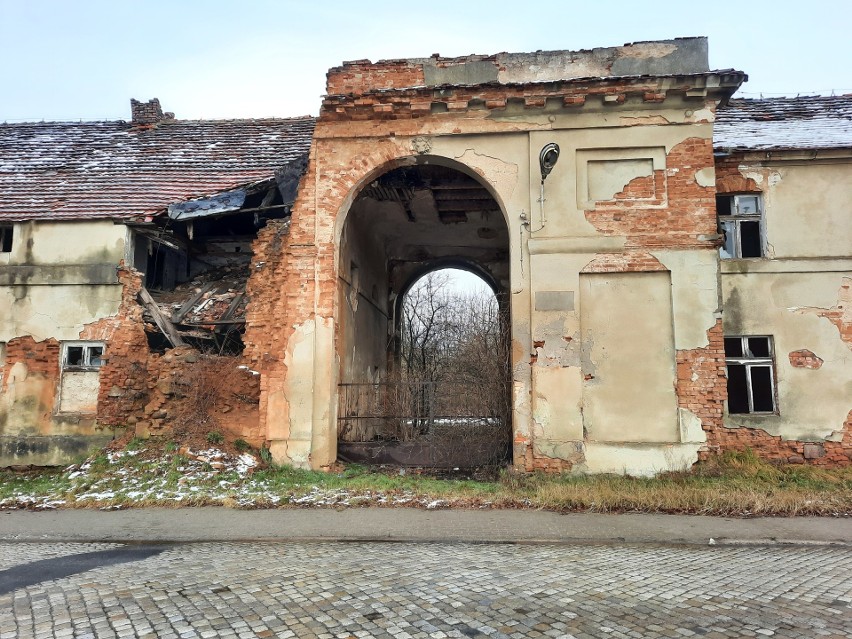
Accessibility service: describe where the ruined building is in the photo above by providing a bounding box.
[1,37,850,473]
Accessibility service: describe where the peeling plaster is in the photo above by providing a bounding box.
[653,249,719,350]
[789,277,852,349]
[678,407,706,443]
[619,116,670,126]
[269,318,317,468]
[694,167,715,188]
[684,107,714,123]
[578,443,703,477]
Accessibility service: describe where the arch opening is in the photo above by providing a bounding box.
[336,162,512,470]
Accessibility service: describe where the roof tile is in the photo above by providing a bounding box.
[714,95,852,151]
[0,117,315,222]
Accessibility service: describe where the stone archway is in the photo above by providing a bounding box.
[335,160,512,468]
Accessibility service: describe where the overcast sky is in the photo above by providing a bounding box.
[1,0,850,122]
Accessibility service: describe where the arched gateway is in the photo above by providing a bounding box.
[243,39,746,475]
[336,161,512,468]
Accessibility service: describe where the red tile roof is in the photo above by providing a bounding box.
[0,117,315,222]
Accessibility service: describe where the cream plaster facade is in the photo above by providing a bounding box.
[720,151,852,445]
[0,220,126,465]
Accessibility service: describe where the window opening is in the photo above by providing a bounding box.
[724,335,776,414]
[717,194,763,258]
[61,342,105,371]
[0,225,12,252]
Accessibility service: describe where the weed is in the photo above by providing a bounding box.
[234,439,250,452]
[259,446,272,464]
[206,431,224,445]
[125,437,145,451]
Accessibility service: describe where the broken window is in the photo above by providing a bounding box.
[58,342,104,413]
[724,336,776,414]
[717,194,763,258]
[0,225,12,252]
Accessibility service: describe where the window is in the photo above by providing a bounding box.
[724,336,776,414]
[717,194,763,258]
[0,225,12,252]
[62,343,105,370]
[58,342,105,413]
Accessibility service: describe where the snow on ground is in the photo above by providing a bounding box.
[0,446,485,511]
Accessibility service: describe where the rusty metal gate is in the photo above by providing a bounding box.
[337,381,510,468]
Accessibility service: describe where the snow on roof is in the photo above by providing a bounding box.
[0,117,315,222]
[714,95,852,152]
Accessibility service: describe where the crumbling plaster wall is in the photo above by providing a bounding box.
[245,75,730,474]
[337,203,392,387]
[716,154,852,464]
[0,220,130,465]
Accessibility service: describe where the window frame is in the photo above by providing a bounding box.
[60,341,106,372]
[717,194,764,259]
[724,335,778,415]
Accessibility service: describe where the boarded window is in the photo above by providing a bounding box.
[724,336,776,414]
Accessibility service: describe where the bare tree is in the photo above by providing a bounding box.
[396,271,510,442]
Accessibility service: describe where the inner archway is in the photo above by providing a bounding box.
[335,160,511,469]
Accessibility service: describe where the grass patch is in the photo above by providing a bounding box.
[1,447,849,515]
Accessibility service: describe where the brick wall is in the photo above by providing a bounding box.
[81,266,151,427]
[327,60,426,95]
[702,411,852,466]
[676,319,727,440]
[580,252,668,273]
[585,137,718,249]
[1,336,61,387]
[130,98,165,126]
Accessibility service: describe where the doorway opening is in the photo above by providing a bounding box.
[336,161,511,469]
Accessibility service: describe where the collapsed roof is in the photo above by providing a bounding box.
[0,113,315,222]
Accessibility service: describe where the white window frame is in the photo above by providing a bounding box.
[61,341,105,371]
[718,194,764,259]
[724,335,777,414]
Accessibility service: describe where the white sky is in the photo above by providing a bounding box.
[1,0,850,122]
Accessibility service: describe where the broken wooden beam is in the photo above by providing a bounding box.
[138,286,186,347]
[171,282,216,323]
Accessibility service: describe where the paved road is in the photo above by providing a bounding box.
[2,510,851,638]
[1,540,851,638]
[3,508,852,545]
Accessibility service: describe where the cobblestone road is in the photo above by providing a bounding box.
[1,541,850,639]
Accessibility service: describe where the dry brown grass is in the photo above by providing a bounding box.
[498,450,852,516]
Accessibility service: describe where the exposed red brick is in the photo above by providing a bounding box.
[1,336,61,387]
[584,137,718,249]
[581,252,667,273]
[788,349,824,369]
[676,319,727,438]
[715,155,760,193]
[701,411,852,466]
[326,60,426,95]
